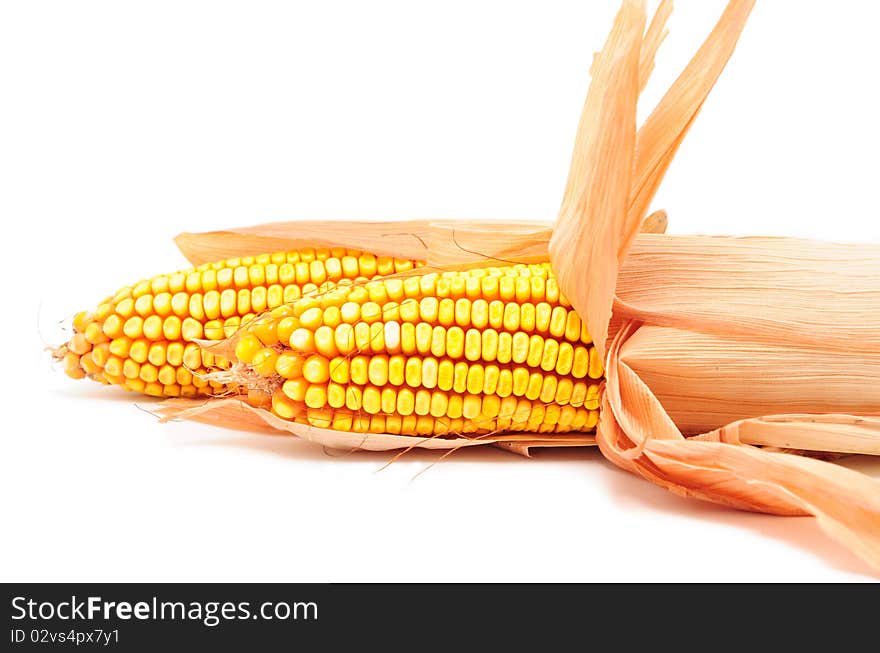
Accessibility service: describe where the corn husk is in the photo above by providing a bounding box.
[158,0,880,570]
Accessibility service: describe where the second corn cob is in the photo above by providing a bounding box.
[227,262,604,435]
[56,247,422,398]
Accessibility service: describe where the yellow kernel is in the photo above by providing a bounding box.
[282,378,308,402]
[327,383,347,409]
[147,342,167,366]
[447,394,463,419]
[462,394,482,419]
[571,382,587,408]
[466,364,484,395]
[369,321,385,352]
[540,376,558,404]
[235,334,262,364]
[430,326,446,357]
[181,317,203,341]
[84,321,108,345]
[413,323,431,354]
[134,294,153,317]
[487,300,504,329]
[511,332,530,364]
[454,298,471,328]
[362,386,382,414]
[170,292,188,317]
[572,346,590,378]
[437,359,455,391]
[556,378,574,405]
[104,356,123,378]
[437,298,455,327]
[470,299,489,329]
[122,316,143,339]
[361,302,382,324]
[525,372,543,400]
[527,334,545,368]
[141,315,163,340]
[446,326,465,359]
[359,253,378,278]
[483,364,500,394]
[304,384,328,409]
[421,357,438,389]
[586,384,600,410]
[375,387,394,415]
[275,353,303,379]
[276,317,299,344]
[128,339,149,363]
[272,392,301,420]
[482,395,501,419]
[344,386,363,411]
[503,303,520,331]
[290,328,316,353]
[72,311,92,332]
[302,355,331,384]
[299,306,323,331]
[403,358,421,388]
[556,342,574,375]
[511,367,529,396]
[101,314,123,339]
[115,298,135,318]
[463,329,481,362]
[267,285,284,308]
[395,387,414,416]
[549,307,567,338]
[163,315,182,341]
[588,347,604,379]
[496,332,513,364]
[139,363,159,383]
[158,364,176,385]
[565,312,581,342]
[520,303,536,333]
[252,348,279,376]
[388,355,405,386]
[204,320,224,340]
[368,355,389,386]
[452,361,468,393]
[202,291,220,319]
[328,357,350,384]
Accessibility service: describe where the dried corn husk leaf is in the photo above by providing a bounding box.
[547,0,880,571]
[175,219,555,269]
[621,325,880,439]
[638,0,672,92]
[624,0,755,257]
[550,0,644,361]
[617,234,880,353]
[599,322,880,570]
[156,398,596,452]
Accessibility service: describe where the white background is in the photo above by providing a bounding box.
[1,0,879,582]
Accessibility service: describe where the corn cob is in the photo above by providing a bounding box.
[55,247,422,398]
[227,262,603,436]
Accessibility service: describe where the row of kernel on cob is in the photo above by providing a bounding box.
[56,0,880,572]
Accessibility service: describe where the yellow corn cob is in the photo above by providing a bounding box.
[57,247,423,398]
[230,262,604,436]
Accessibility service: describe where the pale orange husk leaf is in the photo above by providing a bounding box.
[546,0,880,571]
[550,0,644,361]
[155,398,596,452]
